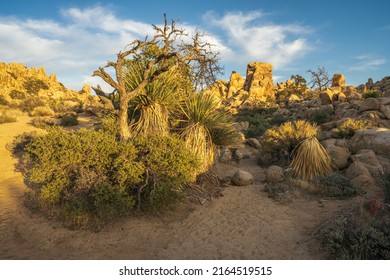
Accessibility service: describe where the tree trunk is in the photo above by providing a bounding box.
[118,96,131,140]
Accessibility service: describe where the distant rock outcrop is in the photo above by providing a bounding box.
[0,62,94,106]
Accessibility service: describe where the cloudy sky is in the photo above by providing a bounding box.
[1,0,389,91]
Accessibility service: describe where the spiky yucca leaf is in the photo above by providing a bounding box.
[289,137,333,181]
[179,92,241,173]
[124,60,179,137]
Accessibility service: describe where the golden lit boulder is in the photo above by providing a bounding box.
[244,62,275,101]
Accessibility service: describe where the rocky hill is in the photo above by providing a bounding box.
[0,62,94,108]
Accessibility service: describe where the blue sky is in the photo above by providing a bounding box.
[0,0,389,91]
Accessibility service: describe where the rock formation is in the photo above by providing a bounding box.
[0,62,94,106]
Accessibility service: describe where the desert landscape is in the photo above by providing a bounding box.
[1,15,390,260]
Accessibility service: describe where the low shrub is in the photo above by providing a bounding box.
[30,106,55,117]
[9,90,26,100]
[60,114,78,126]
[235,110,271,137]
[362,90,381,99]
[316,173,355,197]
[332,118,372,138]
[309,107,333,125]
[261,120,318,165]
[0,113,17,124]
[23,78,49,95]
[20,128,198,228]
[133,135,198,211]
[0,95,9,106]
[264,182,293,202]
[31,117,56,129]
[320,206,390,259]
[7,131,39,154]
[18,97,46,113]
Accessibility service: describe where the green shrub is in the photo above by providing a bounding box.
[7,131,39,154]
[133,135,198,211]
[9,90,26,100]
[30,106,55,117]
[60,114,78,126]
[235,111,271,137]
[332,118,372,138]
[21,128,198,227]
[309,107,333,125]
[320,207,390,259]
[24,127,144,226]
[316,173,355,197]
[261,120,318,165]
[0,113,17,124]
[264,182,293,202]
[23,78,49,95]
[362,90,381,99]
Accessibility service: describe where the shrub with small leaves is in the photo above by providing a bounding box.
[309,107,333,125]
[23,78,49,95]
[332,118,372,138]
[316,173,355,197]
[362,90,381,99]
[60,114,78,126]
[30,106,55,117]
[9,90,26,100]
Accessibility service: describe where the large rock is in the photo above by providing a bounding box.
[227,72,245,98]
[244,62,275,101]
[359,97,380,112]
[219,148,233,163]
[350,149,383,176]
[326,145,350,169]
[331,74,346,88]
[319,88,334,105]
[265,165,285,183]
[231,170,254,186]
[351,128,390,158]
[246,138,261,149]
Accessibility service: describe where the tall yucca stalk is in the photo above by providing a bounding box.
[124,60,178,137]
[179,92,240,173]
[289,137,333,181]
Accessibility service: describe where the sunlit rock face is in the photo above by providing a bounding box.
[0,62,92,104]
[244,62,275,101]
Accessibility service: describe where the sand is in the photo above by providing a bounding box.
[0,114,351,259]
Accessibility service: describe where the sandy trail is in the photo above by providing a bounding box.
[0,115,349,259]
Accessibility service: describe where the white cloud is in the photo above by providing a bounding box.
[350,53,386,71]
[203,11,313,69]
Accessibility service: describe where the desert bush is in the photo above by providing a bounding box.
[24,127,144,226]
[289,137,333,181]
[60,114,78,126]
[0,95,9,106]
[320,206,390,259]
[235,110,271,137]
[133,135,198,211]
[316,173,355,197]
[309,107,333,125]
[9,90,26,100]
[30,106,55,117]
[332,118,372,138]
[8,131,39,154]
[18,96,46,113]
[264,182,293,202]
[0,113,17,124]
[31,117,56,129]
[362,90,381,99]
[23,78,49,95]
[261,120,318,165]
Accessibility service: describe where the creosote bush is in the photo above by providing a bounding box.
[21,127,198,228]
[362,90,381,99]
[332,118,372,138]
[60,114,78,126]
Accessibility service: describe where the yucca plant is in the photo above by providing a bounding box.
[289,137,333,181]
[178,92,240,173]
[124,60,179,137]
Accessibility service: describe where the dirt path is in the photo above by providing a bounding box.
[0,115,350,259]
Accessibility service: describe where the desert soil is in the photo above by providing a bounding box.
[0,114,351,259]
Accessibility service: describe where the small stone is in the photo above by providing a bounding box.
[231,170,254,186]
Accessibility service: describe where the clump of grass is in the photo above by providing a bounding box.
[289,137,333,181]
[309,107,333,125]
[235,110,271,137]
[332,118,372,138]
[30,106,55,117]
[0,112,17,124]
[31,117,56,129]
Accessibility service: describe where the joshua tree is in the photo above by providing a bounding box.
[306,66,330,91]
[92,15,222,140]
